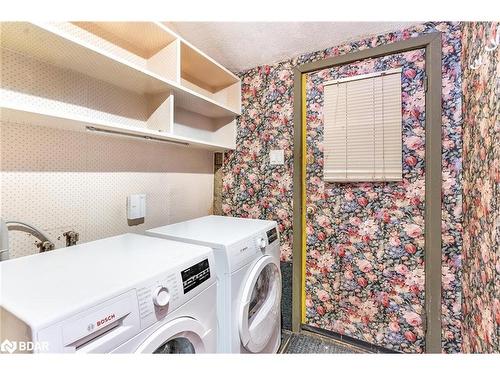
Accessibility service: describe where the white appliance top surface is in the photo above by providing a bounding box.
[146,215,276,248]
[0,234,212,328]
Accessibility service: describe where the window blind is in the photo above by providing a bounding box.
[323,68,403,182]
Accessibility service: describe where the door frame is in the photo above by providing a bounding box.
[291,32,443,353]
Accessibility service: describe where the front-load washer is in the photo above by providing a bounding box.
[0,234,217,353]
[146,215,281,354]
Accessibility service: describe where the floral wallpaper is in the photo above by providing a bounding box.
[222,60,296,261]
[461,21,499,353]
[221,22,463,353]
[304,50,427,353]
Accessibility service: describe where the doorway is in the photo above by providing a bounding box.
[291,33,443,353]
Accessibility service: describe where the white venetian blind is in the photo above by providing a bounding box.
[323,68,403,182]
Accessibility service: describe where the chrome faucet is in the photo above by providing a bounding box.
[0,218,8,261]
[0,219,56,261]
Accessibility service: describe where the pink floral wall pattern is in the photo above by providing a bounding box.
[461,21,499,353]
[222,22,463,353]
[304,50,427,353]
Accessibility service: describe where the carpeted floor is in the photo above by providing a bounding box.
[279,330,371,354]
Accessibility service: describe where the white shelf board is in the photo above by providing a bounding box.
[71,22,178,59]
[160,22,240,86]
[180,40,240,92]
[1,22,238,119]
[0,103,236,151]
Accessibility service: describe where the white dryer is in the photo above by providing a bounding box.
[0,234,217,353]
[147,215,281,353]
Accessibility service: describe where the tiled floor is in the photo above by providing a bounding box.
[279,330,371,354]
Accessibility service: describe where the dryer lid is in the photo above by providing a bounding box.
[146,215,277,248]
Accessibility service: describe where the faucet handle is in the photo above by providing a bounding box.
[37,240,55,252]
[63,231,80,247]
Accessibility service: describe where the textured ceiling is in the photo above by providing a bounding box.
[169,22,417,73]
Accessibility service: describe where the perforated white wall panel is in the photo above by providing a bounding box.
[1,49,157,128]
[0,121,214,258]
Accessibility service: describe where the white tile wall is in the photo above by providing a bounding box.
[0,121,214,258]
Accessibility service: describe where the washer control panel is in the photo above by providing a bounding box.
[136,257,213,329]
[152,286,170,307]
[181,258,210,294]
[136,272,180,328]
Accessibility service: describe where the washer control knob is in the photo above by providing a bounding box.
[256,237,266,251]
[153,286,170,307]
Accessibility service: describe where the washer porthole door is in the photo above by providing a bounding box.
[135,317,206,354]
[238,255,281,353]
[153,336,195,354]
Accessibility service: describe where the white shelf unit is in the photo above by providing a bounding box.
[0,104,232,151]
[179,40,241,114]
[0,22,241,150]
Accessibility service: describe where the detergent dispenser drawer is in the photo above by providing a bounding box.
[37,290,140,353]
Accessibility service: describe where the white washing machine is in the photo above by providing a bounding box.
[0,234,217,353]
[146,215,281,353]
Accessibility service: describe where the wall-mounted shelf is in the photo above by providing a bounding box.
[72,22,179,61]
[0,101,234,151]
[0,22,241,150]
[180,40,241,114]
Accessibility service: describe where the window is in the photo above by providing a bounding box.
[323,68,403,182]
